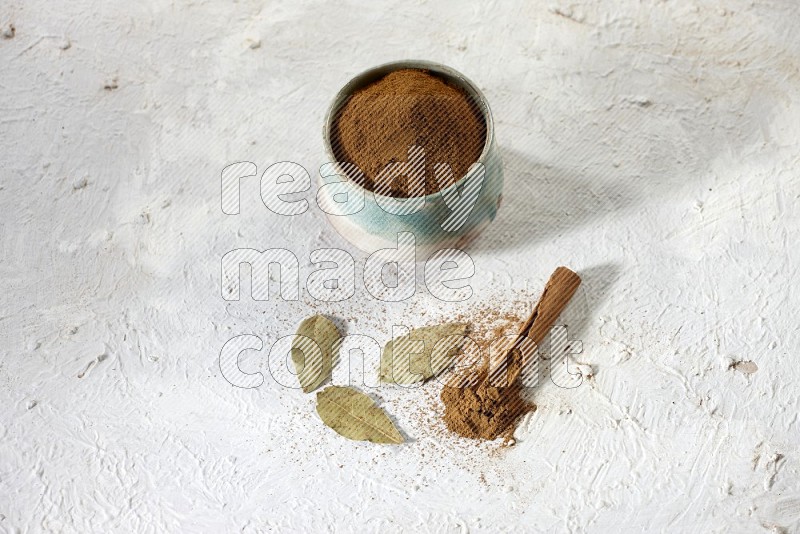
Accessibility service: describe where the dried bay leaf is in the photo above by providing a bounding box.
[291,314,340,393]
[380,323,468,384]
[315,386,404,444]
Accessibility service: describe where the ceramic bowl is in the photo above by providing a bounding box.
[320,60,503,259]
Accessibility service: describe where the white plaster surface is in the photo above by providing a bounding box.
[2,0,800,532]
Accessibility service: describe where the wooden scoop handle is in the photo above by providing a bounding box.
[504,266,582,385]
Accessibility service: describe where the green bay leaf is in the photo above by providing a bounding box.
[315,386,404,444]
[291,314,340,393]
[380,322,468,384]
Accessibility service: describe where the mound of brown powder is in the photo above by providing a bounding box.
[331,68,486,198]
[441,305,535,442]
[441,364,534,442]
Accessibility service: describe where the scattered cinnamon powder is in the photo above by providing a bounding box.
[331,68,486,198]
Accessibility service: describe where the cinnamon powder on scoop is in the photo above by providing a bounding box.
[441,364,534,442]
[331,68,486,198]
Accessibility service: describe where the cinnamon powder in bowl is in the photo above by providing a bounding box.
[320,60,504,256]
[331,68,486,198]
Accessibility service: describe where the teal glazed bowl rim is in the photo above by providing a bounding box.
[321,59,496,203]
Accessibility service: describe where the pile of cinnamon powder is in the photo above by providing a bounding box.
[441,359,535,442]
[440,307,536,442]
[331,68,486,197]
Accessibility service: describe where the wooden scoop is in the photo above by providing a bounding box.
[488,266,582,386]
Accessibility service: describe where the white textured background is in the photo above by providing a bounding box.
[1,0,799,532]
